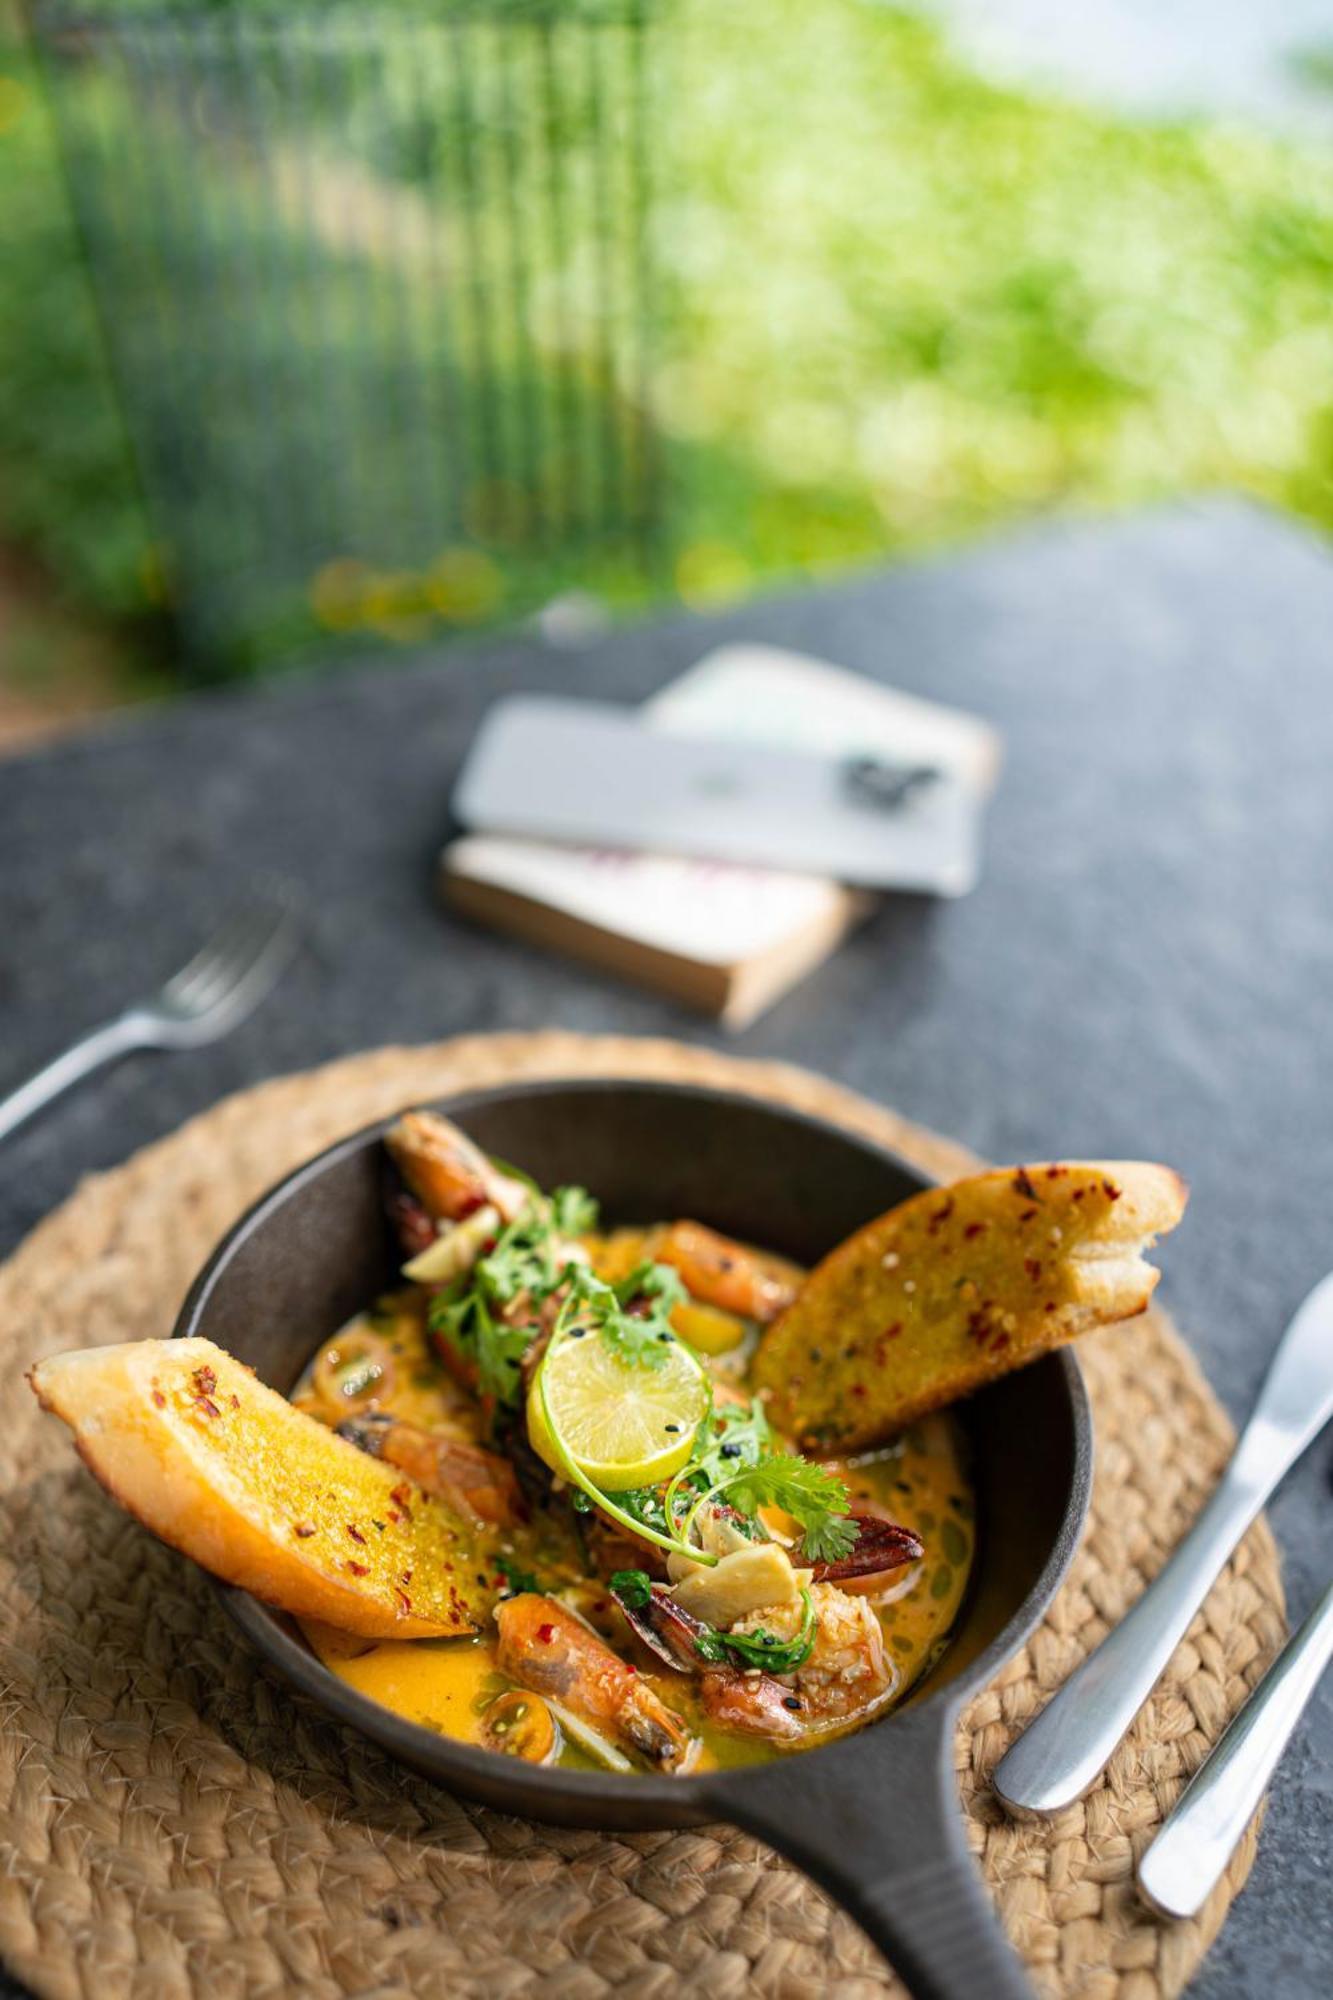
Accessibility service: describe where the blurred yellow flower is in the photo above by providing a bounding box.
[309,557,372,631]
[361,570,431,642]
[427,548,504,623]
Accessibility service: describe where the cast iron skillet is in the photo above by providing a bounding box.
[174,1079,1092,2000]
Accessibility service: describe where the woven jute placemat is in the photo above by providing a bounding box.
[0,1034,1285,2000]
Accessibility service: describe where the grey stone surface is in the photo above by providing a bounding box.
[2,497,1330,1996]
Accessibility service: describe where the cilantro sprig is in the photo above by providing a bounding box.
[564,1260,688,1370]
[427,1186,597,1412]
[699,1455,857,1565]
[658,1404,855,1565]
[608,1567,654,1608]
[550,1186,600,1237]
[685,1397,774,1487]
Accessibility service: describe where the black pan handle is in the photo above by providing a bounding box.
[713,1700,1032,2000]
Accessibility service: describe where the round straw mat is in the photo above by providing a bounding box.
[0,1034,1286,2000]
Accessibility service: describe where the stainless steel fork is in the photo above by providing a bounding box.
[0,887,301,1143]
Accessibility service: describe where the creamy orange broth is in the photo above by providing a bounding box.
[294,1235,975,1775]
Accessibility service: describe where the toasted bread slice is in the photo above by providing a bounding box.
[752,1162,1187,1450]
[30,1338,492,1638]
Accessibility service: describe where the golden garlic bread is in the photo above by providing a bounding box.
[753,1161,1187,1450]
[29,1338,492,1638]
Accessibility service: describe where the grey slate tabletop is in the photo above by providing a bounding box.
[3,498,1330,1997]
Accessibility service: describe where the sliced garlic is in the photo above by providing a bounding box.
[402,1204,501,1283]
[672,1543,802,1627]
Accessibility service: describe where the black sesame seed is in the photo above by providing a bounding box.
[720,1441,742,1459]
[783,1696,802,1711]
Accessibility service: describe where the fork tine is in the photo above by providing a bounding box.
[193,903,301,1029]
[162,911,256,1011]
[187,908,283,1013]
[162,891,300,1022]
[191,906,294,1016]
[160,914,248,1006]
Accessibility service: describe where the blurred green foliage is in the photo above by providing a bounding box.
[658,1,1333,599]
[0,1,1330,677]
[0,32,155,618]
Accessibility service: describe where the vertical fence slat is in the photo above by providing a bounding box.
[626,0,658,568]
[494,12,546,548]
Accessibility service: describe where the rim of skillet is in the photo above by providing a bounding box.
[173,1074,1094,1819]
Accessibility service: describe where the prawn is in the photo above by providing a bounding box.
[619,1576,898,1740]
[338,1411,527,1529]
[495,1594,697,1771]
[729,1582,899,1732]
[386,1110,531,1226]
[655,1220,796,1324]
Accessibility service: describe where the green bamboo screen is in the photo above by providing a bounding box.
[32,4,658,667]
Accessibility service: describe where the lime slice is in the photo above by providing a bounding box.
[528,1331,709,1493]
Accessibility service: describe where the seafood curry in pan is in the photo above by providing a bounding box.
[30,1109,1188,1779]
